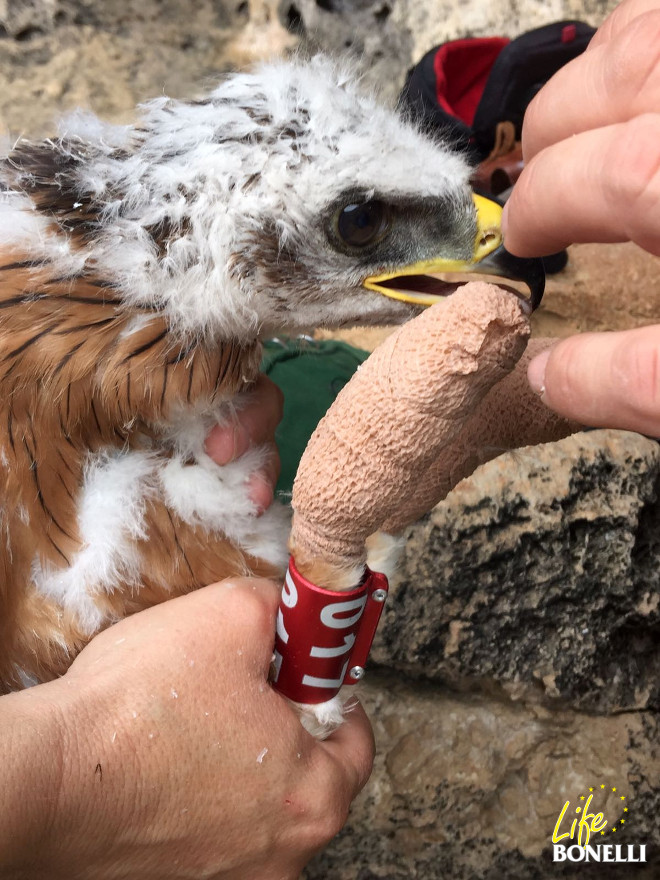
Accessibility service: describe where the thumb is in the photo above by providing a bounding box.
[320,700,375,797]
[527,326,660,437]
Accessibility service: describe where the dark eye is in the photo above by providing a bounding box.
[335,200,392,247]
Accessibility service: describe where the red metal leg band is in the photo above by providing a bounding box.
[271,557,389,704]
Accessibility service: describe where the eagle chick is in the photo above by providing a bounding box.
[0,56,526,692]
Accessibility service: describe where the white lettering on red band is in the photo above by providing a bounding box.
[302,659,350,690]
[282,570,298,608]
[310,633,356,658]
[272,561,389,703]
[276,608,289,644]
[319,596,367,629]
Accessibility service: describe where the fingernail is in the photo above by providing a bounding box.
[528,348,551,396]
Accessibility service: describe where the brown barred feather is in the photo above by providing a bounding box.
[0,248,272,691]
[96,501,279,626]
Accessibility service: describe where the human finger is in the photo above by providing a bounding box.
[522,10,660,162]
[588,0,660,52]
[527,326,660,437]
[208,576,282,660]
[68,576,283,681]
[205,374,284,464]
[502,113,660,257]
[319,700,375,797]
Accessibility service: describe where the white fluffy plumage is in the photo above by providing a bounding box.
[1,55,475,343]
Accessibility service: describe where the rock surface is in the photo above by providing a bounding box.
[306,431,660,878]
[0,0,619,132]
[306,677,660,879]
[0,2,658,878]
[283,0,618,100]
[374,430,660,716]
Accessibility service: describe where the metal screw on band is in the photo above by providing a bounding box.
[371,589,388,603]
[349,665,365,680]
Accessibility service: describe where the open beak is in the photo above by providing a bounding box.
[363,194,545,311]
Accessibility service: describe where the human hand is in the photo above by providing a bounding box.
[502,0,660,436]
[6,578,372,879]
[526,327,660,437]
[205,374,283,513]
[502,0,660,257]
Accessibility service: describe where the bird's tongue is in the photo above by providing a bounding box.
[378,274,461,298]
[379,273,530,304]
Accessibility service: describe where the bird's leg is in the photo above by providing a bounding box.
[381,338,579,534]
[279,282,534,736]
[287,337,580,737]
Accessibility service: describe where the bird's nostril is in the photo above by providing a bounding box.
[479,230,499,249]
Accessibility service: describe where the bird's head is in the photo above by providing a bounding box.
[3,56,543,343]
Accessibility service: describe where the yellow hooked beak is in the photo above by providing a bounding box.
[363,193,545,310]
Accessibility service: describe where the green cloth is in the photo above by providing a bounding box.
[261,337,369,497]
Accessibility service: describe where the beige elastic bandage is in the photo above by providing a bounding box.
[289,282,578,583]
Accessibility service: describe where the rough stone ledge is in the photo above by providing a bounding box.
[306,430,660,879]
[372,430,660,715]
[304,671,660,880]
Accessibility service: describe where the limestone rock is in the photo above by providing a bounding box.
[305,676,660,879]
[373,430,660,714]
[305,430,660,879]
[280,0,619,100]
[0,0,296,135]
[0,0,58,38]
